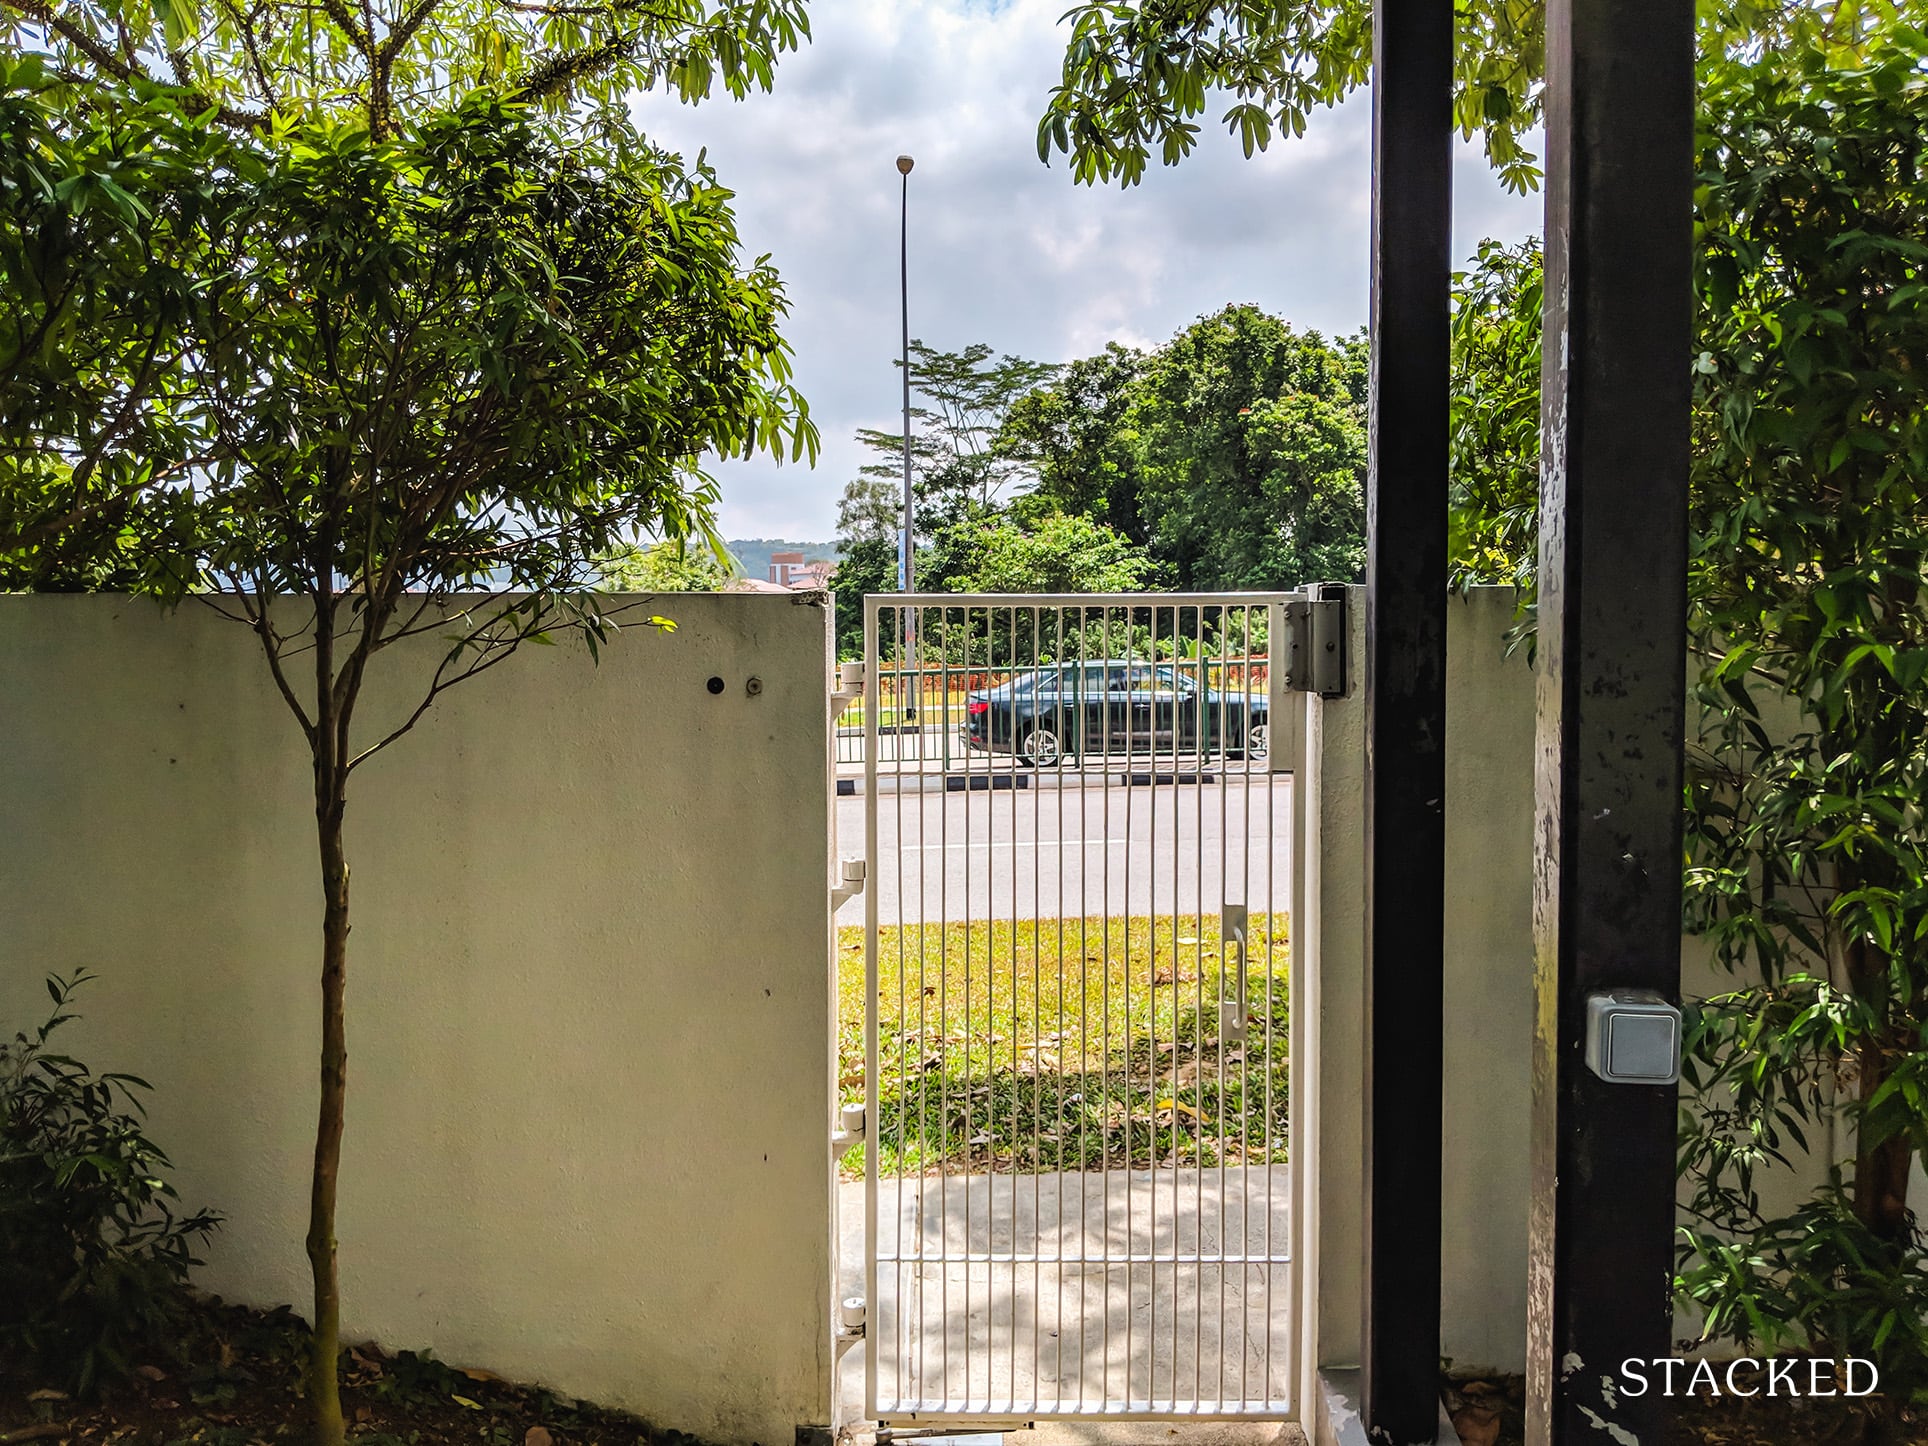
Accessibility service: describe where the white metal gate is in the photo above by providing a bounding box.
[856,593,1300,1424]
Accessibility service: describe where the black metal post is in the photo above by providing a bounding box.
[1526,0,1695,1428]
[1361,0,1450,1430]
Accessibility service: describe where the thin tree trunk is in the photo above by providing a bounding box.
[308,780,350,1446]
[1844,932,1913,1243]
[1853,1044,1913,1243]
[308,794,350,1446]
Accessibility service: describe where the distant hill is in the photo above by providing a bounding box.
[725,538,843,582]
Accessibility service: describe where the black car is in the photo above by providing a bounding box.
[962,661,1269,767]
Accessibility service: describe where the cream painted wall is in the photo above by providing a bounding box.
[1311,585,1837,1378]
[1302,588,1537,1375]
[0,593,836,1446]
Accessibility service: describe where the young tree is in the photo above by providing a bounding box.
[5,5,815,1440]
[856,340,1058,521]
[3,98,812,1444]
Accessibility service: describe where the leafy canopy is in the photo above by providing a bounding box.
[945,509,1159,595]
[0,55,242,586]
[1,0,809,138]
[1032,0,1905,192]
[154,94,813,749]
[1037,0,1542,190]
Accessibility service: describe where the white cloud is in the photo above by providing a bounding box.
[628,0,1542,539]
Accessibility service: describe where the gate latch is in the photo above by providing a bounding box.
[1220,903,1249,1043]
[1280,592,1347,697]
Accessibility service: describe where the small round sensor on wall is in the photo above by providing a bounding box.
[706,676,725,695]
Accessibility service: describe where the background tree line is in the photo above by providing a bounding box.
[830,309,1369,657]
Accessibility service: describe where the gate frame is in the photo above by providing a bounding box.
[853,590,1324,1429]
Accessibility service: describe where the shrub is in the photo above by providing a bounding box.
[0,970,221,1393]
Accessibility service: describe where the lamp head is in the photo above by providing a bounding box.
[896,155,915,175]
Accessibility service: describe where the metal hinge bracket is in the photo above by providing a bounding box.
[1281,589,1347,697]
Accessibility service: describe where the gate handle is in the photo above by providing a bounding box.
[1221,903,1248,1044]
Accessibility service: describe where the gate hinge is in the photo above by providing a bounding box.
[830,660,864,712]
[832,857,867,910]
[831,1101,866,1163]
[1281,590,1347,697]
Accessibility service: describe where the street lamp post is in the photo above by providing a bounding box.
[896,153,918,725]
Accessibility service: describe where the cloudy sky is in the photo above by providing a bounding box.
[627,0,1543,542]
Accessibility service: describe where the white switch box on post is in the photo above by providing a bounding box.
[1584,990,1682,1085]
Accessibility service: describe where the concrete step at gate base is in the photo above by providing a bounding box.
[839,1168,1291,1425]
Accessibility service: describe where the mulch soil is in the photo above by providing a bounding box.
[1445,1370,1928,1446]
[14,1307,1928,1446]
[0,1300,701,1446]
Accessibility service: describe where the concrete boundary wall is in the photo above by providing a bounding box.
[1311,585,1842,1377]
[0,593,836,1446]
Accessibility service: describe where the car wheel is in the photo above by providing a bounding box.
[1247,720,1269,759]
[1021,725,1064,768]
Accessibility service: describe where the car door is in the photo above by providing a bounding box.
[1033,666,1077,753]
[1156,665,1208,751]
[1125,664,1160,750]
[1098,664,1135,752]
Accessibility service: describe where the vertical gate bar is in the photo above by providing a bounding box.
[1528,0,1694,1425]
[1006,604,1019,1407]
[940,606,957,1405]
[1363,0,1452,1419]
[1053,606,1067,1407]
[1097,604,1111,1410]
[1079,605,1095,1411]
[1257,602,1269,1408]
[1030,605,1043,1411]
[1225,607,1240,1408]
[1146,607,1159,1407]
[969,606,980,1405]
[1119,603,1134,1406]
[910,609,925,1403]
[918,614,938,1406]
[1263,605,1279,1409]
[1216,608,1231,1409]
[864,599,882,1419]
[1194,607,1207,1407]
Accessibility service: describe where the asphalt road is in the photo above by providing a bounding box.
[834,778,1293,927]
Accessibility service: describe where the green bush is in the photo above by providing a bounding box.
[0,970,221,1393]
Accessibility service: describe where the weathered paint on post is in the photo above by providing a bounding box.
[1528,0,1695,1431]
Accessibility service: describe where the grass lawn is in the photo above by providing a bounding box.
[836,912,1289,1178]
[834,700,968,731]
